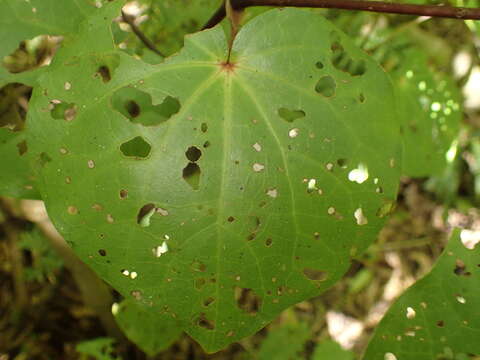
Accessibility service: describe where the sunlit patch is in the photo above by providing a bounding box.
[460,229,480,250]
[445,140,458,163]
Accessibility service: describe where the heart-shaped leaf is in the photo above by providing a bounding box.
[27,5,401,351]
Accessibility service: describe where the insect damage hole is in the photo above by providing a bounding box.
[331,40,366,76]
[183,162,201,190]
[303,268,328,281]
[49,100,77,121]
[406,307,416,319]
[354,208,368,225]
[235,287,261,315]
[152,242,168,257]
[185,146,202,162]
[278,107,306,122]
[137,203,156,227]
[112,87,180,126]
[315,76,336,97]
[197,313,215,330]
[16,140,27,156]
[120,136,151,159]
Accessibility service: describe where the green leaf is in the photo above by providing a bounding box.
[0,0,102,81]
[312,340,354,360]
[258,321,310,360]
[27,6,401,351]
[388,44,461,177]
[131,0,223,56]
[113,299,182,356]
[363,229,480,360]
[76,337,120,360]
[19,228,63,281]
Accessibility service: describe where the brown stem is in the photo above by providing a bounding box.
[203,0,480,29]
[121,11,165,57]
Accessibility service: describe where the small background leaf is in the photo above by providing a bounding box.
[363,229,480,360]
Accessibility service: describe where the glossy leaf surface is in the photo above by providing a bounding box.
[27,5,401,351]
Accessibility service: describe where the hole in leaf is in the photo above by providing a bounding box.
[265,238,272,246]
[17,140,27,155]
[137,203,156,227]
[120,136,151,158]
[235,287,261,315]
[152,242,168,257]
[315,76,336,97]
[98,249,107,256]
[119,189,128,199]
[303,268,328,281]
[454,259,471,276]
[185,146,202,162]
[288,128,299,138]
[0,83,32,131]
[196,313,215,330]
[50,100,77,121]
[253,163,265,172]
[203,141,210,148]
[315,61,324,69]
[331,40,366,76]
[406,307,416,319]
[125,100,140,118]
[266,188,278,198]
[337,158,347,168]
[95,54,119,83]
[183,163,201,190]
[354,208,368,225]
[97,66,112,83]
[112,87,180,126]
[376,200,396,218]
[348,163,369,183]
[39,152,52,167]
[227,216,235,222]
[278,107,306,122]
[191,260,206,272]
[384,353,397,360]
[201,122,208,133]
[3,35,57,74]
[436,320,445,327]
[203,297,215,307]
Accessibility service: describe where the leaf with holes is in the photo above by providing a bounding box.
[26,4,401,352]
[363,229,480,360]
